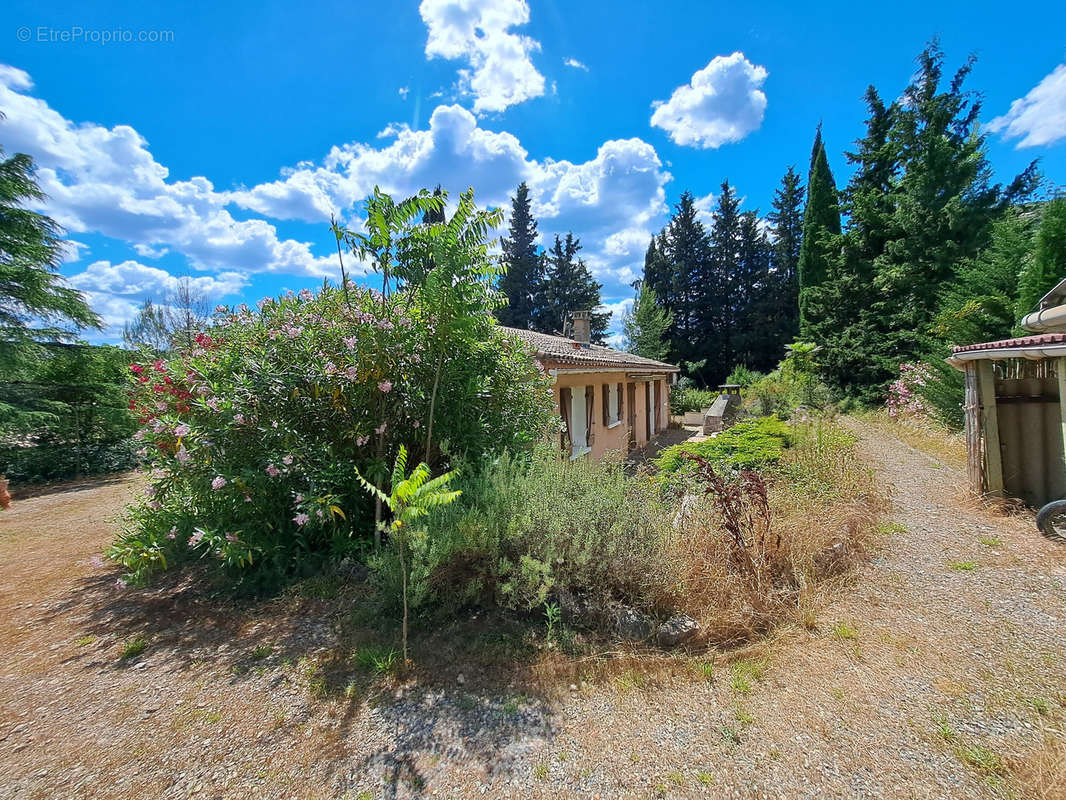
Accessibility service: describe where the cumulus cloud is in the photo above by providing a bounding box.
[650,52,768,149]
[0,67,336,279]
[563,58,588,72]
[988,63,1066,148]
[419,0,545,114]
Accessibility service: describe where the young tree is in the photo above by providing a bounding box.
[123,298,172,352]
[622,282,673,360]
[534,233,609,342]
[121,278,211,353]
[496,182,542,329]
[0,148,99,345]
[1016,197,1066,320]
[797,126,841,339]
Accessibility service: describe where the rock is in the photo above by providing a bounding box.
[456,673,465,686]
[656,614,700,648]
[614,607,655,641]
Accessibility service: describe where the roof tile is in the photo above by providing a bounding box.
[500,326,678,372]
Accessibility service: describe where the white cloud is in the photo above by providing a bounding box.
[0,67,336,279]
[563,58,588,72]
[419,0,545,114]
[398,86,410,100]
[650,52,768,149]
[693,191,716,227]
[988,63,1066,148]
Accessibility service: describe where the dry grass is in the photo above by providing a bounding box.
[857,409,967,470]
[1010,729,1066,800]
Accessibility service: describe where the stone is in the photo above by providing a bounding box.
[656,614,700,648]
[614,607,655,641]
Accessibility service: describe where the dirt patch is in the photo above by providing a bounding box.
[2,419,1065,798]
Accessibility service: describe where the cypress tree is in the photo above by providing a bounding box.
[496,182,542,329]
[797,127,841,339]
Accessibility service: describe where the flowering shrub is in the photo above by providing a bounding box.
[111,278,554,586]
[886,362,932,418]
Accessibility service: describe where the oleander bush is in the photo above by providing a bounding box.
[110,189,554,587]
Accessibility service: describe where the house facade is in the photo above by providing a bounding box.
[502,313,679,459]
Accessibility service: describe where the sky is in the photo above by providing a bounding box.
[4,0,1066,345]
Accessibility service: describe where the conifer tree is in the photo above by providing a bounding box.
[767,166,804,347]
[656,192,712,373]
[496,182,542,328]
[731,210,777,371]
[704,182,743,377]
[797,126,841,338]
[534,233,609,342]
[1016,197,1066,321]
[623,282,673,361]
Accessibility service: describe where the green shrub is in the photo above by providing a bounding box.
[655,417,793,478]
[725,365,764,388]
[670,387,716,416]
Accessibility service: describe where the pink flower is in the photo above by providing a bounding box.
[175,446,191,464]
[211,476,227,490]
[412,420,421,429]
[295,493,304,502]
[115,578,128,590]
[244,493,252,503]
[343,336,357,350]
[316,508,324,518]
[148,501,162,511]
[356,435,369,446]
[266,464,280,477]
[189,528,206,546]
[375,422,387,435]
[282,455,293,465]
[234,413,245,424]
[90,555,107,569]
[378,380,393,393]
[293,513,310,526]
[298,288,314,301]
[206,397,220,412]
[214,304,228,313]
[345,366,358,380]
[271,421,279,429]
[174,424,191,437]
[166,527,177,540]
[225,532,239,542]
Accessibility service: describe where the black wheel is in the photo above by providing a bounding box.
[1036,500,1066,542]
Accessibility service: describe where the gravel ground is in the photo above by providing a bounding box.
[1,420,1065,799]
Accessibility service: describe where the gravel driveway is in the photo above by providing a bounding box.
[1,420,1064,799]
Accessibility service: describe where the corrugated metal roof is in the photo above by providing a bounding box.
[500,326,678,372]
[952,333,1066,354]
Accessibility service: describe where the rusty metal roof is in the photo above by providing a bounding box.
[500,326,678,372]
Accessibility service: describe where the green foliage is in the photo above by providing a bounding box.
[655,417,792,478]
[0,342,139,482]
[533,233,609,341]
[111,188,554,588]
[623,283,673,361]
[797,126,842,337]
[726,364,764,388]
[1016,197,1066,322]
[669,387,716,416]
[496,182,541,329]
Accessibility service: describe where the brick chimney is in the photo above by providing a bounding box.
[571,310,591,346]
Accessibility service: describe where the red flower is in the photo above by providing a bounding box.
[130,364,144,374]
[153,359,166,372]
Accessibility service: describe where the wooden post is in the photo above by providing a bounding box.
[963,363,982,494]
[1057,357,1066,496]
[977,360,1004,498]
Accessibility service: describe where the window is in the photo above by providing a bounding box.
[608,383,620,427]
[569,385,591,459]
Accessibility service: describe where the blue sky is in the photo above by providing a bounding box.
[4,0,1066,343]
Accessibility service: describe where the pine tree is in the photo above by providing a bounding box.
[703,182,743,379]
[0,149,99,345]
[1016,197,1066,320]
[534,233,609,342]
[656,192,712,374]
[623,282,673,360]
[767,166,804,348]
[732,210,777,371]
[797,126,841,339]
[496,182,542,329]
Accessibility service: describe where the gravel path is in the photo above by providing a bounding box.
[2,420,1065,799]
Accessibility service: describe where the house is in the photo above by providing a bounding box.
[502,311,679,459]
[947,278,1066,507]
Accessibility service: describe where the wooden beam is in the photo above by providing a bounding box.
[963,363,982,494]
[1057,357,1066,498]
[977,360,1004,497]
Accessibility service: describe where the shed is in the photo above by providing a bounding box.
[947,279,1066,506]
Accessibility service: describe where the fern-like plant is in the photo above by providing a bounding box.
[356,445,461,665]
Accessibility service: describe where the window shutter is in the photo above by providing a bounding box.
[559,387,572,451]
[602,383,609,426]
[617,382,623,418]
[585,386,594,445]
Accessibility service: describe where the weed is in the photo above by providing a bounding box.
[353,644,398,675]
[957,743,1005,776]
[734,704,755,726]
[544,602,561,643]
[344,682,359,700]
[1027,697,1051,716]
[296,573,343,600]
[949,561,977,572]
[878,521,908,536]
[666,770,684,786]
[356,793,373,800]
[533,763,548,780]
[75,635,96,647]
[251,643,274,660]
[831,621,858,641]
[457,694,476,712]
[697,771,714,785]
[979,536,1001,547]
[615,670,648,692]
[502,698,520,716]
[831,687,846,701]
[692,659,715,680]
[933,713,957,742]
[729,658,766,695]
[720,725,741,744]
[119,635,148,660]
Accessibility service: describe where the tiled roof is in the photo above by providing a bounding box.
[952,333,1066,354]
[500,326,678,372]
